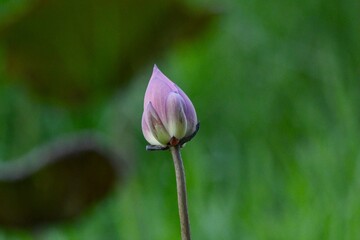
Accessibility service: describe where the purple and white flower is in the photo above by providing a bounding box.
[142,65,198,148]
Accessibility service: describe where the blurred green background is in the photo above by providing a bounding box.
[1,0,360,239]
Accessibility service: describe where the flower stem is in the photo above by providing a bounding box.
[170,145,192,240]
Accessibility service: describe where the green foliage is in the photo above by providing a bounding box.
[1,0,360,239]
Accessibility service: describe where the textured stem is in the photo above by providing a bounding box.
[170,145,191,240]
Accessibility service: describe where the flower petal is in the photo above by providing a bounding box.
[177,89,197,137]
[165,92,187,139]
[144,65,180,123]
[145,102,170,145]
[142,112,162,146]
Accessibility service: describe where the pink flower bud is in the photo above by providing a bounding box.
[142,65,198,147]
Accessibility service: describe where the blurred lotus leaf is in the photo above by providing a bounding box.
[0,132,125,229]
[0,0,214,107]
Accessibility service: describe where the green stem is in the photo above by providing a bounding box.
[170,145,192,240]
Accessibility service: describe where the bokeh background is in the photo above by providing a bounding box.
[1,0,360,239]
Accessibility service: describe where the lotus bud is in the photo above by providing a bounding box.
[142,65,199,150]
